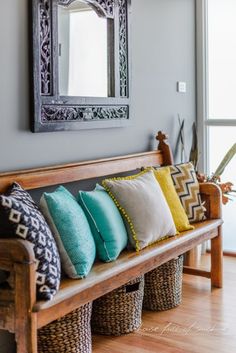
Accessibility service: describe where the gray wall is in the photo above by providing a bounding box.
[0,0,196,173]
[0,0,196,351]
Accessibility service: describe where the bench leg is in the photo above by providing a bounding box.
[14,263,38,353]
[15,316,37,353]
[210,226,223,288]
[184,246,202,267]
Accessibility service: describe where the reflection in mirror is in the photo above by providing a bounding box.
[58,1,111,97]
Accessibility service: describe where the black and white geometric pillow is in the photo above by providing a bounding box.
[0,182,61,300]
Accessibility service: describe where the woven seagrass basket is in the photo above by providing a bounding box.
[38,302,92,353]
[91,276,144,336]
[143,255,183,311]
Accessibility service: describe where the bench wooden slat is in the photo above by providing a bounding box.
[34,219,222,328]
[183,266,211,278]
[0,303,15,333]
[0,151,164,192]
[0,288,14,302]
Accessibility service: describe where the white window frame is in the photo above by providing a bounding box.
[196,0,208,173]
[196,0,236,174]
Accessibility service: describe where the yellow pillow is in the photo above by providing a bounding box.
[151,167,194,232]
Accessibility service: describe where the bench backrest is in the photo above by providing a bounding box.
[0,131,173,193]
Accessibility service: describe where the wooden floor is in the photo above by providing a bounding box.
[92,255,236,353]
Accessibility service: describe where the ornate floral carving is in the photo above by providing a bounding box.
[58,0,114,17]
[40,0,51,95]
[35,0,130,130]
[95,0,114,17]
[41,105,128,122]
[58,0,75,4]
[119,0,128,97]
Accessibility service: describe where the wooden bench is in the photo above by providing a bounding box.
[0,131,223,353]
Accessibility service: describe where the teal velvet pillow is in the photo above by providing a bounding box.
[40,186,96,279]
[77,185,128,262]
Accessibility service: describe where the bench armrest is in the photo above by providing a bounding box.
[0,239,36,269]
[0,238,37,336]
[199,182,222,219]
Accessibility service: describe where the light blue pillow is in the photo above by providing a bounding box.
[77,185,128,262]
[40,186,96,279]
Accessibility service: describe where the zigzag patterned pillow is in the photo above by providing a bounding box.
[169,162,206,223]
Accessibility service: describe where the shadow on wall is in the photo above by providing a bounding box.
[0,331,16,353]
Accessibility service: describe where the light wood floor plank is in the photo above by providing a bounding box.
[92,255,236,353]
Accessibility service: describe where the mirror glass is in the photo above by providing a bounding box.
[58,0,110,97]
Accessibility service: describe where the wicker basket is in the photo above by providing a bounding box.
[38,302,92,353]
[143,255,183,311]
[91,276,144,336]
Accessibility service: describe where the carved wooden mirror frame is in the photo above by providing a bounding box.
[31,0,131,132]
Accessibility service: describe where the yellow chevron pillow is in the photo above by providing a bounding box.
[169,162,206,223]
[151,167,194,232]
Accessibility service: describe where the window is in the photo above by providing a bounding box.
[58,6,108,97]
[208,0,236,119]
[68,10,108,97]
[197,0,236,252]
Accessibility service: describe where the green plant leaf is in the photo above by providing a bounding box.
[189,122,198,169]
[174,115,186,163]
[178,115,186,163]
[213,143,236,178]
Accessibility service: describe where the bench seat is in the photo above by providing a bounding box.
[34,219,222,327]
